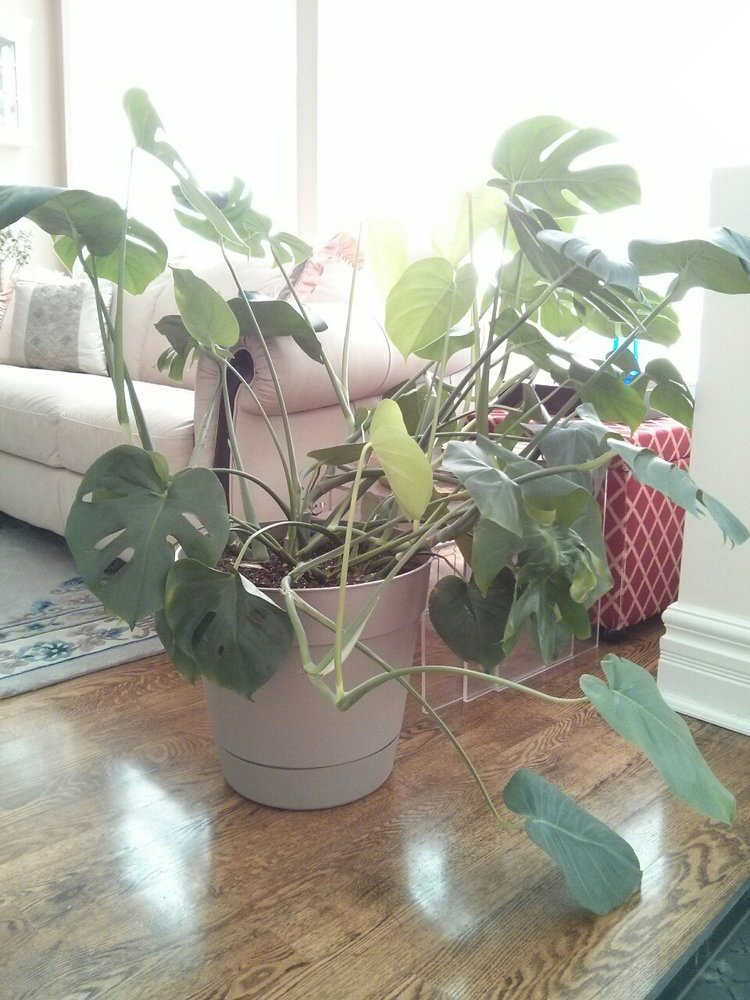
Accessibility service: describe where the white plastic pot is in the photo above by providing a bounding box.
[202,555,431,810]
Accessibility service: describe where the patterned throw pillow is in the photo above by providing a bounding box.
[8,276,113,376]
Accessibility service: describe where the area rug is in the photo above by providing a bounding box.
[0,514,163,699]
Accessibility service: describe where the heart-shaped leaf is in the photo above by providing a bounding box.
[581,656,736,824]
[428,569,515,669]
[580,372,648,432]
[490,116,641,216]
[385,258,477,358]
[172,267,239,349]
[160,559,293,697]
[503,768,642,914]
[370,398,433,520]
[443,440,526,536]
[65,446,230,626]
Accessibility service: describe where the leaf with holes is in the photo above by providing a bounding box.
[503,768,642,914]
[65,445,230,626]
[159,560,293,696]
[489,115,641,216]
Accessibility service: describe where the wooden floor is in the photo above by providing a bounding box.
[2,618,749,999]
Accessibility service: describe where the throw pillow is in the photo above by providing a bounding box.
[8,275,113,376]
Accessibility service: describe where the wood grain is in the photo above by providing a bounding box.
[1,618,748,999]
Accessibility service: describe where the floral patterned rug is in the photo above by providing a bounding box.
[0,515,163,698]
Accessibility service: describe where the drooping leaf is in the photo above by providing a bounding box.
[385,257,477,358]
[65,445,230,626]
[581,656,736,824]
[160,559,293,697]
[0,185,126,257]
[83,216,168,295]
[172,267,240,349]
[370,399,432,519]
[503,768,642,914]
[490,116,641,216]
[606,438,749,546]
[428,569,515,669]
[629,228,750,300]
[443,440,526,536]
[537,231,641,294]
[227,294,326,362]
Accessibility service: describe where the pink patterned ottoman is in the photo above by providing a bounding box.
[594,418,691,634]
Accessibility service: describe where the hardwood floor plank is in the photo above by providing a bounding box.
[1,618,749,998]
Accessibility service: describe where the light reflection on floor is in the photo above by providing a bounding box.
[116,763,213,931]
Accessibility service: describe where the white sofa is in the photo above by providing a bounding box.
[0,252,430,535]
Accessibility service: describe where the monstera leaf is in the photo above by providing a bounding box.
[157,559,294,697]
[65,446,230,626]
[489,116,641,216]
[629,228,750,299]
[504,769,642,914]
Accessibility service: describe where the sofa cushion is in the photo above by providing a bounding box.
[7,275,113,376]
[0,365,194,475]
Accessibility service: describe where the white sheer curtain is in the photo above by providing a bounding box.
[316,0,750,383]
[61,0,750,382]
[61,0,298,256]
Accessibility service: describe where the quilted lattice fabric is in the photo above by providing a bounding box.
[594,418,691,632]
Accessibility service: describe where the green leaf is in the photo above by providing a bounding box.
[172,267,240,349]
[470,518,523,594]
[84,216,168,295]
[65,446,230,627]
[606,439,749,546]
[503,768,642,914]
[581,656,736,824]
[428,569,515,670]
[474,437,590,528]
[160,559,294,697]
[227,294,326,363]
[490,116,641,216]
[307,443,367,466]
[443,440,526,536]
[537,231,640,294]
[579,372,647,432]
[369,399,432,519]
[634,358,694,427]
[629,228,750,300]
[385,257,477,358]
[0,186,126,257]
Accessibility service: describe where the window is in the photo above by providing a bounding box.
[0,37,19,132]
[62,0,750,383]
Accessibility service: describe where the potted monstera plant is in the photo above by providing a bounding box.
[1,92,747,916]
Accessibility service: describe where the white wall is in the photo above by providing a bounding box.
[658,165,750,734]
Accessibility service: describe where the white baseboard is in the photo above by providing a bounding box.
[658,603,750,736]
